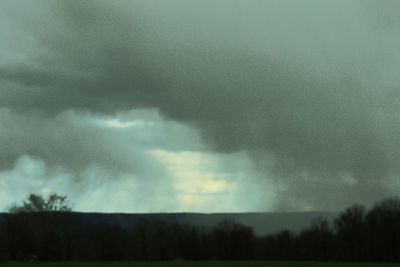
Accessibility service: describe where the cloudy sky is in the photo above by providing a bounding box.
[1,0,400,212]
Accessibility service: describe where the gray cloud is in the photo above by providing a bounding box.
[0,108,216,212]
[0,109,149,173]
[1,0,400,210]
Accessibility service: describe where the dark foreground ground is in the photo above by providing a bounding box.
[1,262,398,267]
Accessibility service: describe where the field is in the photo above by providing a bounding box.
[1,262,397,267]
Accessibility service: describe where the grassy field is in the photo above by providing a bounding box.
[1,262,397,267]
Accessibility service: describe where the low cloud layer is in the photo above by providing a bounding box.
[1,0,400,211]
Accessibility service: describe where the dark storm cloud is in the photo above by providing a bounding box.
[1,0,400,209]
[0,1,164,113]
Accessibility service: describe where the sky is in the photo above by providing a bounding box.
[1,0,400,213]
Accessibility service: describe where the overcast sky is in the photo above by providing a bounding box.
[1,0,400,212]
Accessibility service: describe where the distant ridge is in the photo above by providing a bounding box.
[0,211,337,236]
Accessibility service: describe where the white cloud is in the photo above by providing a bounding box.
[104,119,154,129]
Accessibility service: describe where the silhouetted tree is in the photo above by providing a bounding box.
[262,229,296,260]
[130,219,149,260]
[334,204,366,260]
[211,219,254,260]
[9,194,72,213]
[298,218,333,260]
[174,223,202,260]
[145,220,177,260]
[6,194,73,261]
[365,197,400,261]
[93,223,128,261]
[3,196,400,262]
[0,219,7,260]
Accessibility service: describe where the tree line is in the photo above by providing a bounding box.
[0,195,399,262]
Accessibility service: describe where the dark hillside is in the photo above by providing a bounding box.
[0,211,336,236]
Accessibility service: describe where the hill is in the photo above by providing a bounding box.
[1,211,337,236]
